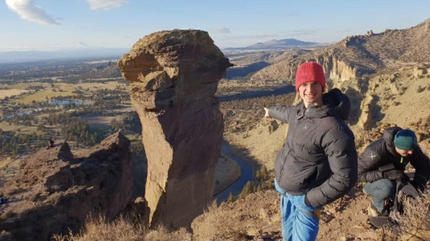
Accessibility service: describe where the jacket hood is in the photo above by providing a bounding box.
[303,88,351,120]
[383,126,402,154]
[323,88,351,120]
[305,88,351,120]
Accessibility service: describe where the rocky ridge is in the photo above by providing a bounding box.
[0,132,132,241]
[247,18,430,85]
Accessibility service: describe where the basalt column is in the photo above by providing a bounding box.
[118,30,231,228]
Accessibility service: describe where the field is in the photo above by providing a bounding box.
[3,81,127,104]
[0,89,29,99]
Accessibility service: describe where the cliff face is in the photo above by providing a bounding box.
[249,51,374,86]
[118,29,231,228]
[0,132,132,241]
[248,19,430,86]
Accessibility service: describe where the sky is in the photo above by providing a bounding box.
[1,0,430,52]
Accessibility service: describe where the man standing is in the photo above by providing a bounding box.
[358,127,430,218]
[264,62,358,241]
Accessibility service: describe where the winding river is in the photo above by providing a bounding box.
[214,142,253,203]
[213,85,295,203]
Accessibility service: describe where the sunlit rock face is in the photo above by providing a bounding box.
[0,132,133,241]
[118,29,231,228]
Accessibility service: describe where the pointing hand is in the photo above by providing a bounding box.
[264,107,271,119]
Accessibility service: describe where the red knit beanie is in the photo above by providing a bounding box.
[295,62,326,92]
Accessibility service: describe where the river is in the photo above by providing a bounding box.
[214,142,253,203]
[213,85,294,203]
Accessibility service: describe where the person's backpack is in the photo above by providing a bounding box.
[368,179,420,228]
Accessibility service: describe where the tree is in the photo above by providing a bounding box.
[260,165,269,180]
[239,181,253,199]
[227,192,235,203]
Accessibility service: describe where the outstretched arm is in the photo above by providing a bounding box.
[266,106,294,123]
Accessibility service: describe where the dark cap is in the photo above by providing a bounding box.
[393,129,418,150]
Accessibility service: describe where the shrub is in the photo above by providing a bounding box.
[390,191,430,240]
[0,210,16,219]
[53,215,192,241]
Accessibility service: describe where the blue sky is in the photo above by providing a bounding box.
[1,0,429,51]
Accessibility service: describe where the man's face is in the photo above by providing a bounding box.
[395,147,414,157]
[298,81,323,107]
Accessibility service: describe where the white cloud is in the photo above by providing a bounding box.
[212,27,231,34]
[5,0,60,25]
[75,42,91,48]
[86,0,128,10]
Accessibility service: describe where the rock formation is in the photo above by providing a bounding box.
[0,132,132,241]
[249,52,376,86]
[248,19,430,87]
[117,29,231,228]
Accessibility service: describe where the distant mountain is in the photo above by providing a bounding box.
[223,38,321,51]
[246,38,319,49]
[0,47,130,63]
[0,39,321,63]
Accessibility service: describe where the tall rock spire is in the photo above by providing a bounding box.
[118,29,231,228]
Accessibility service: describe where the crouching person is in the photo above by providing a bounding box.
[358,127,430,226]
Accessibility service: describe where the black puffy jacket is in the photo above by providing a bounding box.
[268,88,358,208]
[358,127,430,187]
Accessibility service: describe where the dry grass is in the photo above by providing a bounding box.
[5,81,126,104]
[0,156,21,182]
[390,191,430,240]
[0,122,40,133]
[192,200,250,241]
[52,215,192,241]
[0,157,12,169]
[0,89,29,99]
[15,90,77,103]
[144,225,192,241]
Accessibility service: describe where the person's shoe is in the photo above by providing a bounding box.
[362,183,368,194]
[368,204,394,229]
[367,204,388,217]
[367,204,379,217]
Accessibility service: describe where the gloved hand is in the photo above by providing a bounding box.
[411,179,427,192]
[383,169,405,180]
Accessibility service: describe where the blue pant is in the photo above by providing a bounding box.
[363,179,395,213]
[275,179,320,241]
